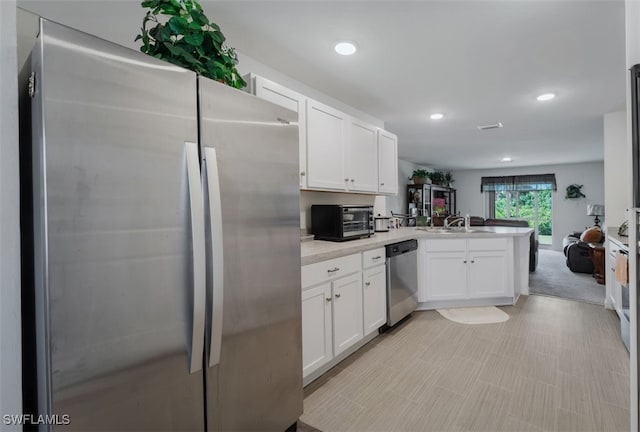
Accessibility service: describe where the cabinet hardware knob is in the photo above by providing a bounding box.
[300,171,306,176]
[471,260,475,263]
[372,256,382,260]
[326,298,332,302]
[327,267,340,273]
[350,179,355,182]
[365,282,371,286]
[611,268,615,271]
[463,260,467,263]
[345,178,349,182]
[335,293,341,298]
[380,183,385,186]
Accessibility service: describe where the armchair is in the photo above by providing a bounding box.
[562,227,603,273]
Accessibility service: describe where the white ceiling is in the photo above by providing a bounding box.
[19,0,627,170]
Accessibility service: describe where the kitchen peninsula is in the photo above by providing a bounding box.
[301,226,533,307]
[300,226,532,383]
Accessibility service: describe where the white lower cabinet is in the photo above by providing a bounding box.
[468,252,509,298]
[424,252,468,301]
[302,250,387,381]
[362,265,387,336]
[301,283,332,377]
[332,272,364,356]
[421,238,512,304]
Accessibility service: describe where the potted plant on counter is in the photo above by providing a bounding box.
[410,169,429,185]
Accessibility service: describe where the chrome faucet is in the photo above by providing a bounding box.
[443,215,465,228]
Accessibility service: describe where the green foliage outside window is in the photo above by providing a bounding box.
[494,190,552,236]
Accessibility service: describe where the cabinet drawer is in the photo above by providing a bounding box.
[468,238,508,251]
[423,238,466,252]
[362,247,386,269]
[302,253,361,289]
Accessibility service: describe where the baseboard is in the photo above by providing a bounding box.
[416,296,517,310]
[303,331,379,387]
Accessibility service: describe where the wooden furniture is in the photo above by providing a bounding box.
[587,242,606,285]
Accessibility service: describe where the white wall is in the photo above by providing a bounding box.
[0,0,23,425]
[453,162,605,251]
[604,110,630,228]
[385,159,431,216]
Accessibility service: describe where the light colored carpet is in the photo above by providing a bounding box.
[530,249,605,305]
[436,306,510,324]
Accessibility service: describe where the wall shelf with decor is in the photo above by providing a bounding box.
[407,184,457,218]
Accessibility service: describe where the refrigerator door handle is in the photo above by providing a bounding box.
[186,141,206,374]
[205,147,224,368]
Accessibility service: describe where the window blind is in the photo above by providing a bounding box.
[480,174,557,192]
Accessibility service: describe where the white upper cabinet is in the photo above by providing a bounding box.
[347,119,379,192]
[378,130,398,195]
[247,74,398,195]
[248,75,308,188]
[306,99,348,190]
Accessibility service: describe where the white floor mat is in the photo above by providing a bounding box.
[436,306,509,324]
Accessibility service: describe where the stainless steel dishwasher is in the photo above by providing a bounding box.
[385,239,419,326]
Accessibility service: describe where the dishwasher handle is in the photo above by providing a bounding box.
[386,239,418,257]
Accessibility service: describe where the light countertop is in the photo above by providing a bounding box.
[607,229,629,250]
[301,226,533,265]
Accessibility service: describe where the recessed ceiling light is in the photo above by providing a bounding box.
[536,93,556,101]
[334,41,357,56]
[430,113,445,120]
[500,157,513,162]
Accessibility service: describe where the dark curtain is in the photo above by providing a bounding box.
[487,191,496,218]
[480,173,557,192]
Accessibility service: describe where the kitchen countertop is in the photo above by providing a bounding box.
[301,226,533,265]
[607,229,629,250]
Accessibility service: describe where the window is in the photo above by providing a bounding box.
[482,174,556,246]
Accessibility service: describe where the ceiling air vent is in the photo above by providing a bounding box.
[477,122,503,131]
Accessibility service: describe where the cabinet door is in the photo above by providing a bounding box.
[332,273,364,356]
[468,251,510,298]
[424,252,468,301]
[306,99,347,190]
[363,265,387,336]
[301,283,333,377]
[253,76,307,188]
[377,129,398,194]
[347,119,378,192]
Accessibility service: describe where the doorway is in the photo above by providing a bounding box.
[494,190,552,246]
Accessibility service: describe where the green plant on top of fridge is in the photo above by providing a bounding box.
[136,0,246,89]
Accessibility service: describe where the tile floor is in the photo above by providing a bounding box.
[301,295,630,431]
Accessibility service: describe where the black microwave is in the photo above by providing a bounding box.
[311,205,374,242]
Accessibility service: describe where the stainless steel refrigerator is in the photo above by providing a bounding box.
[20,18,302,431]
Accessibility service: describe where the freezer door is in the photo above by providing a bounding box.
[199,77,303,431]
[27,20,205,430]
